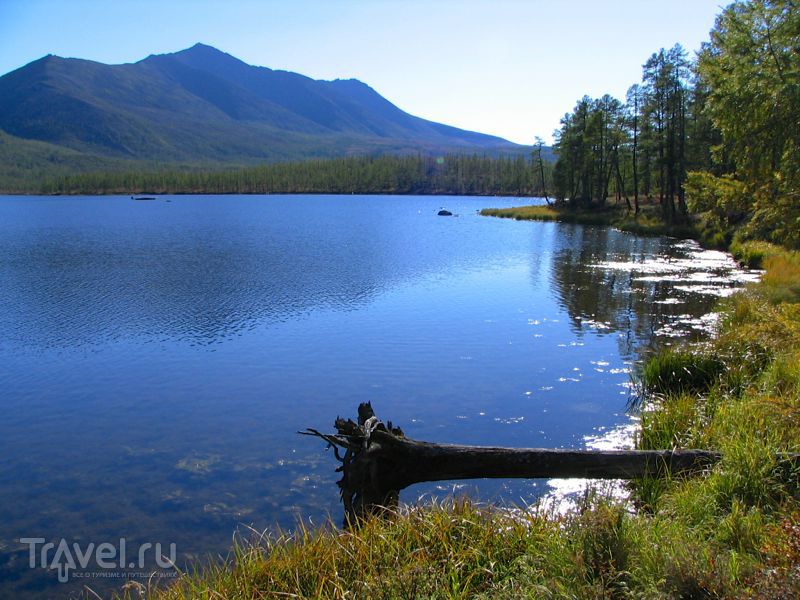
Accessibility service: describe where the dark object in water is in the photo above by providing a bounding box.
[302,403,734,526]
[131,196,157,201]
[437,209,453,216]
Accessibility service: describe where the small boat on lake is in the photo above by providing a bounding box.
[131,196,157,201]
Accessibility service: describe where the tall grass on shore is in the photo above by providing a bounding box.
[116,248,800,600]
[116,496,775,600]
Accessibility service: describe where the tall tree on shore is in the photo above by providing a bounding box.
[553,97,591,204]
[553,95,627,207]
[626,84,643,214]
[691,0,800,247]
[534,136,550,204]
[547,0,798,248]
[594,94,626,208]
[641,45,691,220]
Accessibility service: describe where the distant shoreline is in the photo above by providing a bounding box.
[4,154,551,198]
[0,190,542,198]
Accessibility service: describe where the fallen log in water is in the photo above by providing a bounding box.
[302,402,728,526]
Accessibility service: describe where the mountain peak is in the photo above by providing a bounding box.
[138,43,244,69]
[178,42,229,58]
[31,53,63,66]
[0,44,519,165]
[4,53,64,79]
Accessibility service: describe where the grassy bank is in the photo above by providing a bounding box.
[480,203,700,243]
[116,245,800,599]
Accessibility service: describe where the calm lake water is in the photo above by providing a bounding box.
[0,194,758,597]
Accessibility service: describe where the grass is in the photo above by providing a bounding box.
[113,497,765,599]
[480,204,571,222]
[641,349,723,396]
[761,253,800,304]
[480,202,699,240]
[116,247,800,600]
[729,240,782,269]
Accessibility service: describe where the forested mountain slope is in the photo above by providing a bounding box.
[0,43,522,172]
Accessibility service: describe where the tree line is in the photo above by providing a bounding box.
[551,0,798,248]
[41,153,553,198]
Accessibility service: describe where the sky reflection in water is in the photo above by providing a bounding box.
[0,194,758,597]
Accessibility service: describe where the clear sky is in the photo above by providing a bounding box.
[0,0,725,145]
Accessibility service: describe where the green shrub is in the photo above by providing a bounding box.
[729,239,781,269]
[642,349,723,396]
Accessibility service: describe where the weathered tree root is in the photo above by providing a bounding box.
[302,402,727,527]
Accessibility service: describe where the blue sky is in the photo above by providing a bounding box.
[0,0,724,144]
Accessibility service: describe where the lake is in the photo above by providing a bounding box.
[0,194,758,597]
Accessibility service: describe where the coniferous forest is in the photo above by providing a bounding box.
[40,153,551,198]
[550,0,799,248]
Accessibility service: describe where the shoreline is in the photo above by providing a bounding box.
[480,203,700,243]
[134,243,800,598]
[0,190,544,198]
[127,212,800,598]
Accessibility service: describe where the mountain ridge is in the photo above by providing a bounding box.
[0,43,523,172]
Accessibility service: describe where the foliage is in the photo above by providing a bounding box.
[694,0,800,248]
[0,129,150,192]
[552,45,699,221]
[552,94,629,208]
[729,240,782,268]
[38,153,553,197]
[685,171,749,227]
[640,45,693,219]
[549,0,799,249]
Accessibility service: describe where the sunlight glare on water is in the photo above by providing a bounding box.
[0,194,758,597]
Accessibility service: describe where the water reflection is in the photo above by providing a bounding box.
[1,205,408,348]
[1,196,545,352]
[0,196,757,598]
[539,224,759,508]
[549,225,759,355]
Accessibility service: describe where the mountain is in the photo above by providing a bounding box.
[0,43,522,172]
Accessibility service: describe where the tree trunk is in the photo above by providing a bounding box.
[538,149,550,204]
[303,403,724,526]
[632,104,640,215]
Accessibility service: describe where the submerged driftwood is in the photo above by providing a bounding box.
[302,403,723,525]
